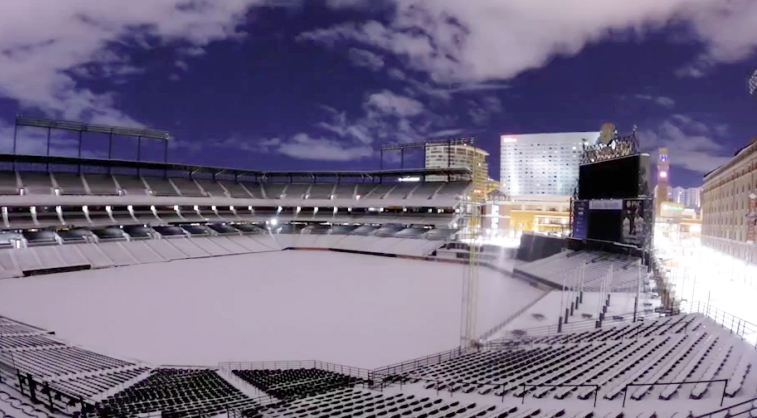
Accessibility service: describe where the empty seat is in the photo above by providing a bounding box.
[196,179,229,197]
[307,184,335,199]
[171,178,205,197]
[143,176,179,196]
[85,174,119,195]
[219,181,253,198]
[54,173,88,195]
[0,171,19,195]
[263,183,287,199]
[20,172,53,194]
[115,175,148,195]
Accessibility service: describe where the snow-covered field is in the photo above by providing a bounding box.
[0,251,544,369]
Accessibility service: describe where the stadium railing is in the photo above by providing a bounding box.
[488,306,667,341]
[693,395,757,418]
[488,299,757,347]
[371,346,474,382]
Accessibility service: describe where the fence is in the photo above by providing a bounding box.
[694,395,757,418]
[372,346,473,381]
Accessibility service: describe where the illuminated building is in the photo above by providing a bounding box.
[656,147,670,216]
[499,132,599,196]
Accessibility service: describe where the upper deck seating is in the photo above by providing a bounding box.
[115,175,148,195]
[196,179,228,197]
[20,172,54,194]
[333,184,355,199]
[0,171,19,195]
[143,176,179,196]
[219,181,253,198]
[53,173,88,195]
[283,184,310,199]
[385,182,418,199]
[171,178,205,197]
[436,182,469,197]
[354,184,376,199]
[263,183,287,199]
[411,182,443,199]
[306,184,334,199]
[363,184,394,199]
[84,174,119,195]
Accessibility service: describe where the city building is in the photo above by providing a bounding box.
[499,132,599,196]
[425,144,489,191]
[670,186,684,205]
[656,147,670,216]
[701,136,757,260]
[683,187,702,209]
[482,195,572,238]
[750,69,757,99]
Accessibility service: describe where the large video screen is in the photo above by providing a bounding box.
[575,198,650,248]
[578,155,647,200]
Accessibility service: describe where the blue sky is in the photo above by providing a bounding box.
[1,0,757,188]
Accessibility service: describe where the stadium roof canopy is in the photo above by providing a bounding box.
[0,153,472,181]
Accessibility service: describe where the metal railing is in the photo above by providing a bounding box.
[694,395,757,418]
[372,346,472,380]
[677,301,757,346]
[489,306,667,341]
[621,379,728,408]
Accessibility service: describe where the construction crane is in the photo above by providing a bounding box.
[460,160,486,347]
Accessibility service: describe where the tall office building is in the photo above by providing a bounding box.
[655,147,670,216]
[499,132,599,196]
[683,187,701,209]
[425,144,490,190]
[670,186,684,205]
[749,69,757,100]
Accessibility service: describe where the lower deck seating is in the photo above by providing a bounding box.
[232,369,368,399]
[260,388,509,418]
[96,369,252,417]
[51,368,151,399]
[1,346,133,378]
[394,313,748,407]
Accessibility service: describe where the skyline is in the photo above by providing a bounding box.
[1,1,757,188]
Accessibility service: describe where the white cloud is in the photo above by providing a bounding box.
[388,68,407,80]
[639,115,733,173]
[366,90,425,117]
[428,128,466,138]
[278,133,374,161]
[468,96,502,126]
[634,94,676,108]
[175,60,189,71]
[0,0,284,125]
[348,48,385,71]
[655,97,676,108]
[308,0,757,82]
